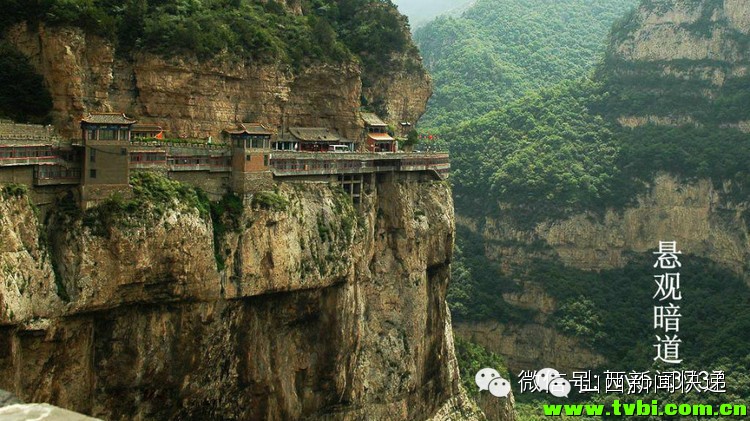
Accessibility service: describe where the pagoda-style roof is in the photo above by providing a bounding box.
[367,132,395,141]
[288,127,341,142]
[81,113,136,125]
[224,123,274,136]
[361,112,387,127]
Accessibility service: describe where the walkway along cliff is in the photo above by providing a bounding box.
[0,2,489,415]
[0,116,482,420]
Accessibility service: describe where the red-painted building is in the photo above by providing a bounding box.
[361,112,396,152]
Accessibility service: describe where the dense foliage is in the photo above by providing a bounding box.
[454,336,510,397]
[414,0,638,128]
[444,77,750,226]
[0,0,416,77]
[425,0,750,417]
[445,80,621,224]
[452,238,750,412]
[0,42,52,123]
[425,0,750,225]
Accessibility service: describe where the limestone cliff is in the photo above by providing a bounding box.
[454,284,605,374]
[456,171,750,374]
[362,53,432,135]
[606,0,750,129]
[4,21,430,140]
[0,175,478,420]
[451,0,750,376]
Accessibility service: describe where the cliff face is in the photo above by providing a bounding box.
[607,0,750,129]
[0,176,478,420]
[451,0,750,375]
[615,0,750,63]
[362,52,432,134]
[5,22,430,139]
[483,174,749,279]
[458,172,750,373]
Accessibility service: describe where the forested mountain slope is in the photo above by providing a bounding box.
[414,0,638,128]
[425,0,750,418]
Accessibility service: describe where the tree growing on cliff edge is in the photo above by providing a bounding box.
[0,0,416,75]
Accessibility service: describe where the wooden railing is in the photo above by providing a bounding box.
[270,152,450,179]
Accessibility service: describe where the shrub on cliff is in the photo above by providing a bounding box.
[454,337,509,398]
[1,0,412,74]
[130,171,210,217]
[1,183,28,199]
[81,172,210,237]
[251,191,289,212]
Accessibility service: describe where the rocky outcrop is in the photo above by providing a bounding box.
[427,389,487,421]
[0,194,61,324]
[607,0,750,127]
[363,52,432,136]
[456,173,749,374]
[485,174,749,279]
[0,175,475,420]
[0,389,23,407]
[5,21,430,140]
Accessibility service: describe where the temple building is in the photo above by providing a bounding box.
[361,112,396,152]
[223,123,274,193]
[0,110,450,208]
[131,123,164,140]
[0,120,79,189]
[80,113,136,204]
[286,127,355,152]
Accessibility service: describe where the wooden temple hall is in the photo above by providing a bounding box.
[0,112,449,206]
[279,128,356,152]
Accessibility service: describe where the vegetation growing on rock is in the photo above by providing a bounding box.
[1,0,418,76]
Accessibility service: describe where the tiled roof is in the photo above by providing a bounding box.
[224,123,274,136]
[81,113,136,125]
[132,124,163,132]
[361,112,387,127]
[367,132,395,141]
[288,127,341,142]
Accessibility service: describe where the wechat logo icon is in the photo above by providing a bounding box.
[475,368,511,398]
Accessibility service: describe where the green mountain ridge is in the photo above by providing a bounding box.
[414,0,639,129]
[418,0,750,418]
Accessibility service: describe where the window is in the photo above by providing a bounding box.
[99,129,117,140]
[90,149,96,163]
[246,155,252,161]
[90,169,97,179]
[121,148,127,156]
[263,154,269,166]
